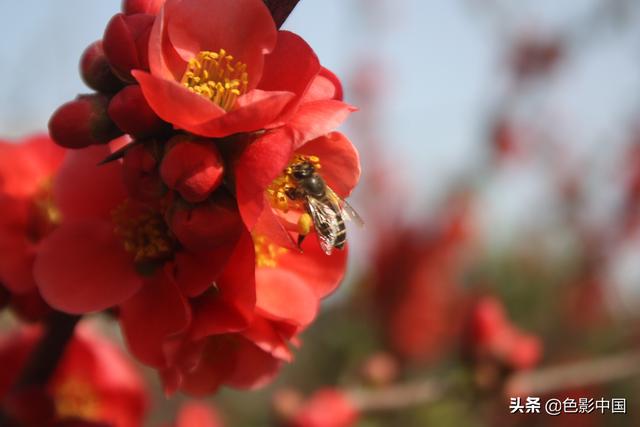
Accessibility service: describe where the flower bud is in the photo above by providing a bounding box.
[80,41,123,93]
[123,142,166,203]
[122,0,165,15]
[103,13,154,81]
[49,94,123,149]
[108,85,167,138]
[169,191,242,251]
[160,136,224,203]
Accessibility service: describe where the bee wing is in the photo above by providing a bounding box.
[325,187,364,227]
[305,196,339,255]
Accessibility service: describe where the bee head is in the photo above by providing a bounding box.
[290,161,315,180]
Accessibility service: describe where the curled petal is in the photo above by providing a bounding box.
[259,31,320,119]
[187,90,295,137]
[288,100,356,149]
[133,70,225,128]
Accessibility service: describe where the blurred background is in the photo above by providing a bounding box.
[2,0,640,425]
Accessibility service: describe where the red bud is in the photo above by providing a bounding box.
[169,191,242,251]
[49,94,123,149]
[108,85,166,138]
[103,13,154,81]
[160,136,224,203]
[79,41,123,93]
[122,0,165,15]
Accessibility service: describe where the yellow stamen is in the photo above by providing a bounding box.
[266,154,322,212]
[181,49,248,111]
[54,378,100,420]
[253,234,288,268]
[111,201,173,263]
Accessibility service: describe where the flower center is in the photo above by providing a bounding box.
[54,378,100,421]
[111,201,173,264]
[253,234,288,268]
[266,154,322,212]
[26,178,61,242]
[181,49,248,111]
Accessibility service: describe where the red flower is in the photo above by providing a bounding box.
[370,193,473,364]
[133,0,338,138]
[33,143,254,370]
[236,131,360,251]
[172,401,224,427]
[292,389,359,427]
[0,134,65,295]
[0,325,148,427]
[464,296,542,371]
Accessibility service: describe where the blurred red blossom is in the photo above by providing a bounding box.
[371,193,474,364]
[291,389,359,427]
[167,401,224,427]
[0,325,148,427]
[464,296,542,372]
[0,134,65,320]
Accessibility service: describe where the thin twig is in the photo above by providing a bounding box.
[347,378,451,412]
[345,350,640,412]
[11,311,80,391]
[504,349,640,396]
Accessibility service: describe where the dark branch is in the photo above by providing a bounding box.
[12,311,80,391]
[264,0,301,28]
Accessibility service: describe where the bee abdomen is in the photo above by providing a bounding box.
[334,216,347,249]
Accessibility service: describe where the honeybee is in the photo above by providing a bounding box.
[286,160,363,255]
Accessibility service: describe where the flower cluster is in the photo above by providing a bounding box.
[19,0,360,395]
[0,325,147,427]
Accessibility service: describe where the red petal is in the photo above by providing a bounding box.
[235,128,294,230]
[288,100,356,149]
[259,31,320,119]
[34,220,142,314]
[133,70,226,128]
[120,267,191,367]
[224,336,281,390]
[256,268,318,328]
[187,90,295,137]
[189,231,256,337]
[166,0,276,90]
[173,248,230,297]
[296,132,360,198]
[147,0,185,80]
[301,67,344,102]
[278,237,348,299]
[53,144,128,222]
[242,316,292,362]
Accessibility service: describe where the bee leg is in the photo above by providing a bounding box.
[297,233,307,249]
